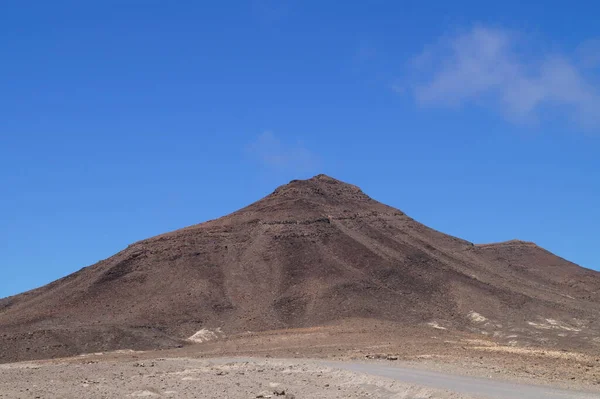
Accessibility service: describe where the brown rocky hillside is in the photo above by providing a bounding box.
[1,174,599,363]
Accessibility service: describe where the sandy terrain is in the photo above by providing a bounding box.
[0,356,473,399]
[2,322,600,398]
[3,352,600,399]
[164,323,600,392]
[2,324,600,398]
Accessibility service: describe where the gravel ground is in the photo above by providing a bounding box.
[0,356,473,399]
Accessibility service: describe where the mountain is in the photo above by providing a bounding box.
[1,174,599,363]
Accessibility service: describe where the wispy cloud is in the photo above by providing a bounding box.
[406,26,600,131]
[247,132,320,172]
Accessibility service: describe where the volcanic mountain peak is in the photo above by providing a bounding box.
[148,174,389,241]
[192,174,403,229]
[268,174,371,203]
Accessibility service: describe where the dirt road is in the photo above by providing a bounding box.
[323,360,598,399]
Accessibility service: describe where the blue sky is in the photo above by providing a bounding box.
[1,0,599,298]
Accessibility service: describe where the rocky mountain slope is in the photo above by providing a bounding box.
[1,174,599,363]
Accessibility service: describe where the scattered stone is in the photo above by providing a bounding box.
[129,390,159,397]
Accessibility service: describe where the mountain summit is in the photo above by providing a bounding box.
[1,175,599,363]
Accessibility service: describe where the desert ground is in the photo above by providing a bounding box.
[2,324,600,399]
[0,356,479,399]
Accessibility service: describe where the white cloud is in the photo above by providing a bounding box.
[408,26,600,131]
[247,132,319,171]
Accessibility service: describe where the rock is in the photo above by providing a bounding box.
[386,355,398,361]
[273,388,286,395]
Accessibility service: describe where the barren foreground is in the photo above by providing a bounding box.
[1,354,598,399]
[2,325,600,399]
[0,356,471,399]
